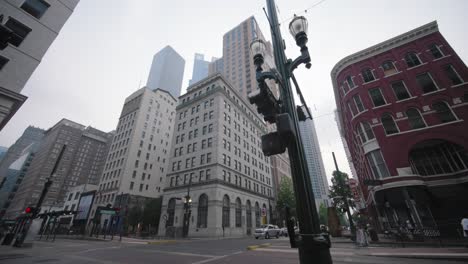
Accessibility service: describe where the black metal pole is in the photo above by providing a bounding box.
[265,1,332,263]
[332,152,356,240]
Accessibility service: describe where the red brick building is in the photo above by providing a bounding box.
[331,21,468,237]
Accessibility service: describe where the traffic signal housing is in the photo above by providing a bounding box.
[248,82,280,124]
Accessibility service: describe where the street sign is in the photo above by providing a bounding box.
[100,210,116,216]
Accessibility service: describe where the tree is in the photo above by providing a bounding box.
[142,198,162,234]
[328,171,355,214]
[318,203,328,226]
[276,177,296,225]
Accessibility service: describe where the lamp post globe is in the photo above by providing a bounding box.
[289,15,309,49]
[250,39,267,71]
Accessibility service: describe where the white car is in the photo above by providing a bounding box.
[254,224,281,239]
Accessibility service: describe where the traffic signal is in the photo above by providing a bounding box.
[25,206,38,216]
[260,113,295,156]
[248,82,280,124]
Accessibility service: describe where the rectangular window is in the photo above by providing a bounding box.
[352,95,365,112]
[130,181,134,190]
[416,72,438,93]
[362,69,375,83]
[382,61,397,76]
[368,88,386,107]
[0,56,9,70]
[366,149,390,178]
[21,0,50,19]
[348,102,356,116]
[443,65,463,85]
[5,18,32,47]
[429,44,443,59]
[391,81,411,101]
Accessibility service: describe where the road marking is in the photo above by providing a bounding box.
[191,255,229,264]
[139,249,217,258]
[67,254,127,264]
[77,246,120,253]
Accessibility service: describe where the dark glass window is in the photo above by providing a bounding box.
[369,88,386,107]
[406,108,426,129]
[5,18,32,47]
[405,52,421,67]
[381,113,399,135]
[416,73,438,93]
[443,64,463,85]
[166,198,176,227]
[391,81,411,101]
[429,44,443,59]
[197,194,208,228]
[246,201,252,228]
[362,68,375,83]
[255,202,260,227]
[357,122,375,144]
[21,0,50,19]
[0,56,9,70]
[346,75,355,88]
[353,95,365,112]
[433,102,456,123]
[235,198,242,227]
[222,195,230,227]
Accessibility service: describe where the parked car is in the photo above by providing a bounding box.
[254,224,281,239]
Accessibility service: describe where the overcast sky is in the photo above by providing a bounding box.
[1,0,467,183]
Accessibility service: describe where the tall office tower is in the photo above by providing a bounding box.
[0,146,7,162]
[6,119,112,218]
[158,74,274,237]
[220,16,277,99]
[0,0,80,130]
[146,46,185,98]
[93,87,176,214]
[0,142,39,219]
[0,126,44,182]
[188,53,209,86]
[299,108,329,208]
[208,57,224,75]
[334,109,357,179]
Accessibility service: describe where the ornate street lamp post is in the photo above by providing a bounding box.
[248,1,332,263]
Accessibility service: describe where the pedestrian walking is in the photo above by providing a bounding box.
[461,217,468,238]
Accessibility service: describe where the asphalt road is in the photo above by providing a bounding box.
[0,237,465,264]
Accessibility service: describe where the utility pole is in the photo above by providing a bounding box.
[332,152,355,240]
[248,1,333,262]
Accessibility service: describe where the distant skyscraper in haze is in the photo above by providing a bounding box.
[299,108,329,208]
[189,53,209,86]
[208,57,224,75]
[146,46,185,98]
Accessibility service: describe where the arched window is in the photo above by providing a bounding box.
[409,140,468,176]
[235,198,242,227]
[222,195,230,227]
[381,113,399,135]
[262,204,267,223]
[246,200,252,228]
[197,194,208,228]
[346,75,355,89]
[362,68,375,83]
[255,202,260,227]
[357,122,375,144]
[382,60,397,76]
[433,101,457,123]
[406,108,426,129]
[405,52,421,67]
[166,198,176,227]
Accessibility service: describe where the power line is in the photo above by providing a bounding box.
[280,0,329,24]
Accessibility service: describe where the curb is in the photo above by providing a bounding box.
[247,243,271,250]
[367,252,468,260]
[146,240,178,245]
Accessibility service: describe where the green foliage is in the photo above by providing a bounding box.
[318,202,328,225]
[328,171,355,213]
[276,177,296,223]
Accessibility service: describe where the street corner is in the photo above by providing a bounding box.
[247,243,271,250]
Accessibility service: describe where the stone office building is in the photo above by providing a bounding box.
[158,74,274,237]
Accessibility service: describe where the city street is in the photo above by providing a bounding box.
[0,237,467,264]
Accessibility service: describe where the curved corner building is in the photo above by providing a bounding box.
[331,21,468,237]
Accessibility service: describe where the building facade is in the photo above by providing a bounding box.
[92,88,176,215]
[0,142,38,219]
[0,125,44,182]
[299,111,330,208]
[331,21,468,237]
[6,119,112,218]
[146,46,185,98]
[158,74,274,237]
[208,57,224,76]
[189,53,209,86]
[0,0,80,130]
